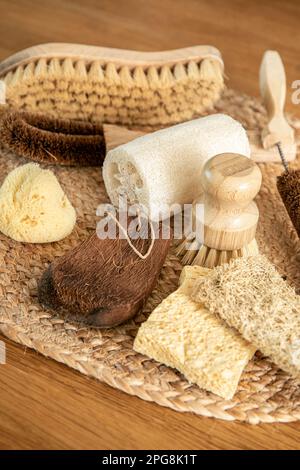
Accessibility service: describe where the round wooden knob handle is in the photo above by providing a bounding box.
[202,152,262,205]
[194,153,262,251]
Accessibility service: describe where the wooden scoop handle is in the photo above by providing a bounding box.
[194,153,262,251]
[0,80,6,105]
[259,50,294,148]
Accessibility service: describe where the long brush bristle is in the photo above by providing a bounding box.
[175,234,203,261]
[192,245,209,266]
[175,238,190,257]
[243,239,259,256]
[202,248,220,268]
[178,238,259,268]
[2,57,224,128]
[218,250,230,265]
[181,238,202,265]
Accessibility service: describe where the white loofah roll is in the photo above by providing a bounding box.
[103,114,251,220]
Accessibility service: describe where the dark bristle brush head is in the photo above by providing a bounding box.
[0,109,106,166]
[38,221,172,329]
[277,169,300,238]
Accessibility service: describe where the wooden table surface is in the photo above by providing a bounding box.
[0,0,300,450]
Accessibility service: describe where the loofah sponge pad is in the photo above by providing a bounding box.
[192,255,300,379]
[134,265,255,400]
[0,163,76,243]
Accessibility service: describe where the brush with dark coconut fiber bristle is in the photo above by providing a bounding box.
[277,146,300,238]
[258,51,299,237]
[0,106,106,166]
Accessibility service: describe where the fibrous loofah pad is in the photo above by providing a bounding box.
[192,255,300,379]
[1,89,300,424]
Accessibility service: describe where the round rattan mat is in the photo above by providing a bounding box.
[1,89,300,424]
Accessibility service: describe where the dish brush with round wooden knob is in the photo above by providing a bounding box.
[176,153,262,267]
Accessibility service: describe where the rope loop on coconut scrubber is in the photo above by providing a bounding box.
[104,209,156,260]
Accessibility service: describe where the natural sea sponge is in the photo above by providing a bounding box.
[0,163,76,243]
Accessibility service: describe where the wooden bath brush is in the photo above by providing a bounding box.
[176,153,262,267]
[0,43,224,128]
[38,214,171,328]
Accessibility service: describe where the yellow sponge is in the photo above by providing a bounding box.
[0,163,76,243]
[134,266,255,400]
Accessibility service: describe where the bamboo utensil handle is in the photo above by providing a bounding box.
[259,50,294,148]
[0,80,6,105]
[194,153,262,251]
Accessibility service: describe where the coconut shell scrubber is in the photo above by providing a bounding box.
[0,43,224,128]
[38,215,171,328]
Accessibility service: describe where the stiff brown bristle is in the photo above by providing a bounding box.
[38,217,171,328]
[0,109,106,166]
[277,170,300,238]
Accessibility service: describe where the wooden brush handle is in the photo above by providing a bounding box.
[103,124,146,152]
[194,153,262,251]
[260,50,294,148]
[0,43,223,76]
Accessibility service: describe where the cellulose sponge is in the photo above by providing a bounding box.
[0,163,76,243]
[134,265,255,400]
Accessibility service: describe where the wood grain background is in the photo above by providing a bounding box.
[0,0,300,450]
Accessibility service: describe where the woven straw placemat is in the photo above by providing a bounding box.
[1,89,300,424]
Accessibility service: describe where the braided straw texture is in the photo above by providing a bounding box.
[2,57,223,128]
[1,89,300,424]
